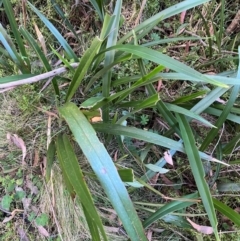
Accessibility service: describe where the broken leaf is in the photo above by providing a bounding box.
[164,150,173,165]
[187,218,214,234]
[37,226,50,237]
[7,133,27,165]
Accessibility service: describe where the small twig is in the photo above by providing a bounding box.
[184,30,238,55]
[0,63,79,89]
[47,115,52,149]
[226,10,240,34]
[211,123,225,156]
[0,205,12,215]
[39,77,53,92]
[134,0,147,27]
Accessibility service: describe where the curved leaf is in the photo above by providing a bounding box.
[106,44,228,88]
[213,198,240,226]
[28,2,78,62]
[143,192,198,228]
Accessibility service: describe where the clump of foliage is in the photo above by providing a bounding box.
[1,0,240,240]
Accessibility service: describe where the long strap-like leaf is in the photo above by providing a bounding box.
[56,134,107,241]
[59,102,148,241]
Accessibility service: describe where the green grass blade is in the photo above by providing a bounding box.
[89,0,105,22]
[3,0,30,68]
[176,114,219,240]
[82,205,102,241]
[200,85,240,151]
[28,2,78,62]
[19,27,51,71]
[213,198,240,226]
[59,103,148,241]
[107,45,227,88]
[118,169,134,182]
[56,142,75,199]
[138,86,230,183]
[118,94,160,110]
[172,90,208,104]
[165,103,216,128]
[56,134,107,241]
[84,53,131,94]
[157,72,239,85]
[118,0,211,43]
[0,58,12,70]
[107,65,164,103]
[138,59,181,135]
[66,37,103,102]
[50,0,81,43]
[102,0,122,122]
[100,14,116,40]
[143,192,198,228]
[142,37,203,47]
[0,25,30,73]
[211,103,240,115]
[222,133,240,155]
[0,46,10,58]
[93,123,227,165]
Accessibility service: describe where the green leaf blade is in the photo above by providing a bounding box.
[66,37,103,102]
[176,114,219,240]
[59,102,148,241]
[56,134,107,241]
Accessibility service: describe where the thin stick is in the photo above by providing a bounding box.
[0,63,79,89]
[134,0,147,27]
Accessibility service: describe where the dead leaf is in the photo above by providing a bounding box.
[3,215,14,223]
[33,22,47,55]
[185,41,190,54]
[91,116,103,123]
[41,156,47,176]
[160,174,173,185]
[226,10,240,34]
[33,149,39,167]
[114,150,118,162]
[149,173,159,185]
[7,133,27,165]
[216,98,226,104]
[37,226,50,237]
[26,178,39,195]
[180,11,187,24]
[156,80,162,92]
[147,229,153,240]
[104,226,119,233]
[187,218,213,234]
[164,150,173,166]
